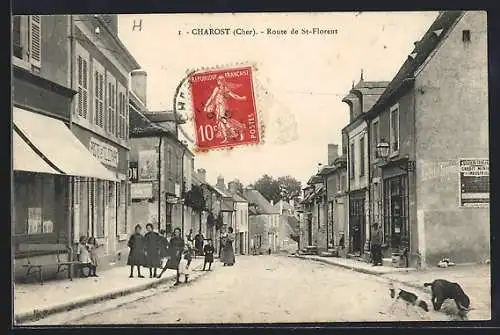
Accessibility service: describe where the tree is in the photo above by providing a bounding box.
[277,175,302,202]
[251,174,302,204]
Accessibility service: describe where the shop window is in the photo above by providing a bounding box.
[94,181,105,238]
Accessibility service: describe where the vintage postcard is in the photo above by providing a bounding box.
[11,11,490,326]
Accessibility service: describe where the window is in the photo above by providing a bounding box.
[13,16,22,59]
[372,118,379,157]
[93,60,105,128]
[359,135,365,177]
[116,181,128,235]
[76,49,90,119]
[349,143,355,179]
[107,74,116,134]
[462,30,471,42]
[117,85,127,139]
[390,105,399,153]
[12,15,41,68]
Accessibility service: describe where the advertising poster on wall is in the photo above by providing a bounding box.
[459,159,489,207]
[27,207,42,234]
[138,150,157,181]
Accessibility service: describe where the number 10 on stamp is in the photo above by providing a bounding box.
[189,66,260,150]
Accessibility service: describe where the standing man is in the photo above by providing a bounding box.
[370,223,383,266]
[194,230,205,256]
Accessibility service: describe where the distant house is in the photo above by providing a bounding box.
[242,187,280,253]
[273,200,299,252]
[228,181,249,255]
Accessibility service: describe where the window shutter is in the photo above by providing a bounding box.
[29,15,42,68]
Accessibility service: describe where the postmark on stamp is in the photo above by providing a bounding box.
[188,66,260,150]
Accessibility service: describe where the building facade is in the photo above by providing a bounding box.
[342,78,389,259]
[70,14,141,268]
[243,188,280,254]
[364,11,489,267]
[12,15,118,279]
[228,181,250,255]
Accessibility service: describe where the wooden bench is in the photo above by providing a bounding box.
[17,242,86,284]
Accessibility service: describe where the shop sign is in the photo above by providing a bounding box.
[129,161,139,182]
[131,182,153,199]
[138,150,158,181]
[89,137,119,168]
[459,159,489,208]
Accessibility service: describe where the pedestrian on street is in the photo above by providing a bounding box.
[157,227,185,285]
[370,223,383,266]
[159,229,169,268]
[87,236,100,277]
[185,240,194,268]
[221,227,236,266]
[194,230,204,256]
[186,229,194,243]
[144,223,162,278]
[203,238,215,271]
[127,224,146,278]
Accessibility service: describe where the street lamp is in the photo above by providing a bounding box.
[376,139,415,172]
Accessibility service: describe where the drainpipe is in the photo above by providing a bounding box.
[157,136,162,231]
[366,124,372,259]
[346,133,351,253]
[180,145,187,237]
[324,173,329,250]
[67,15,76,277]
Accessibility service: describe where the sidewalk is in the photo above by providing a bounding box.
[292,254,491,320]
[291,254,416,275]
[14,258,205,324]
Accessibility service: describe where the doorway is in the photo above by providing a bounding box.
[239,232,244,255]
[383,175,409,254]
[307,213,313,246]
[349,196,365,255]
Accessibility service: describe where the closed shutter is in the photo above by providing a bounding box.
[29,15,41,68]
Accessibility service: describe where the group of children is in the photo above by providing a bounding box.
[75,226,217,282]
[76,236,100,277]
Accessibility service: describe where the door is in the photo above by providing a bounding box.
[307,214,313,246]
[239,232,244,255]
[349,197,365,254]
[384,175,409,254]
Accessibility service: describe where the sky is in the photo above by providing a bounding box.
[117,12,439,187]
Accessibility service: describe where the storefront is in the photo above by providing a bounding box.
[71,124,129,257]
[348,190,366,255]
[382,167,410,261]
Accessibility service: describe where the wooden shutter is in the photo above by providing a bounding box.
[29,15,41,68]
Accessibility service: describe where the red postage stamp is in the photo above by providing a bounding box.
[189,66,260,150]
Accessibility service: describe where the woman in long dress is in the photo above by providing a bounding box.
[144,223,162,278]
[221,227,236,266]
[127,224,146,278]
[203,75,247,143]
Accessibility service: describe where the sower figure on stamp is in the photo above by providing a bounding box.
[203,75,247,143]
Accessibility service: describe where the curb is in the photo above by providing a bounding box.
[291,254,401,276]
[15,264,203,324]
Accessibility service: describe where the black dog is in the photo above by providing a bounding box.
[424,279,470,318]
[389,283,429,316]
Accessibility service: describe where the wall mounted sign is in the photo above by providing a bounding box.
[89,137,119,168]
[138,150,157,181]
[459,159,489,208]
[129,161,138,182]
[131,182,153,199]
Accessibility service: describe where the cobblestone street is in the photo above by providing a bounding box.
[27,255,457,325]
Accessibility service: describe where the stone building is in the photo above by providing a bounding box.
[363,11,489,267]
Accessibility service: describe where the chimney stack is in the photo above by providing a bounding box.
[216,176,226,190]
[228,181,239,195]
[197,168,206,182]
[130,69,148,106]
[328,144,339,166]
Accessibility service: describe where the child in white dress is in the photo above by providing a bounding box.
[178,248,192,283]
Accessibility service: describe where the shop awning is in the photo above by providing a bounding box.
[13,130,63,175]
[13,107,117,181]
